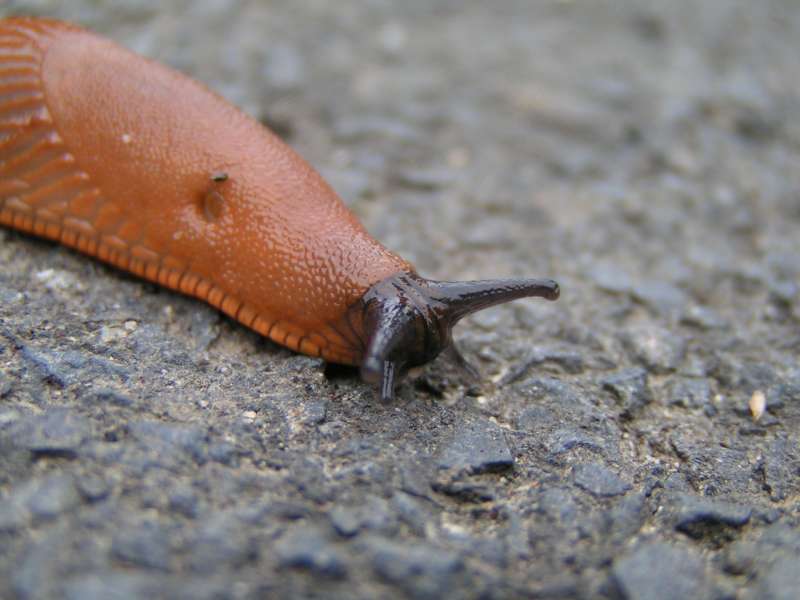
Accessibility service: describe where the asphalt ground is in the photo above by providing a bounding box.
[1,2,799,598]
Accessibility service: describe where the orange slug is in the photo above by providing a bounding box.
[0,17,559,401]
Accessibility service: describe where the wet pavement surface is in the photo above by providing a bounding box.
[1,1,799,598]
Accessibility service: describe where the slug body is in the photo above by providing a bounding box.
[0,18,559,401]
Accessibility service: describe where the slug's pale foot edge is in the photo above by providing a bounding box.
[354,272,560,402]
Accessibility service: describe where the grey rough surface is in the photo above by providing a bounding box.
[1,0,800,598]
[611,542,714,600]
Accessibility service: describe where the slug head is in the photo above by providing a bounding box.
[355,272,559,402]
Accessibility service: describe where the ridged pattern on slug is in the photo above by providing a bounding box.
[0,18,413,365]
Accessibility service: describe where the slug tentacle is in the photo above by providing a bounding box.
[354,273,560,401]
[427,278,560,320]
[441,343,481,381]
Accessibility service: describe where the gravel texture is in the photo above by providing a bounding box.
[1,1,799,598]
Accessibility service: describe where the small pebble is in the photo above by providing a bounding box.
[275,526,348,579]
[437,418,514,474]
[573,463,631,497]
[749,390,766,421]
[612,542,712,600]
